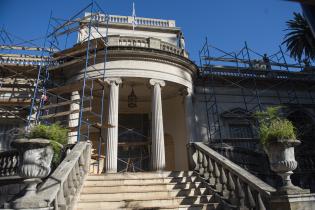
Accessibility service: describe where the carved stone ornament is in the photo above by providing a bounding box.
[11,138,53,179]
[265,139,309,195]
[10,138,53,201]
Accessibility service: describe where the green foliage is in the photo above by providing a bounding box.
[282,12,315,62]
[29,123,68,166]
[255,107,296,146]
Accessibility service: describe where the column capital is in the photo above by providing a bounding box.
[179,87,193,96]
[149,79,165,87]
[105,77,122,85]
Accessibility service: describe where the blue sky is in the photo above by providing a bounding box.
[0,0,301,63]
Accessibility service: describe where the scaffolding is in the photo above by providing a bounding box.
[199,38,315,143]
[0,2,154,172]
[0,2,111,172]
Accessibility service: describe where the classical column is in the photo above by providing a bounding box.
[68,91,80,144]
[150,79,166,171]
[183,88,197,143]
[105,78,122,173]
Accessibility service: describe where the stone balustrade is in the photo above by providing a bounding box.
[87,13,176,28]
[117,36,149,48]
[108,35,187,57]
[4,141,91,210]
[0,56,49,66]
[0,150,19,177]
[189,142,276,209]
[203,66,315,81]
[160,41,183,56]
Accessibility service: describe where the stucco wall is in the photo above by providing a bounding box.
[163,95,188,171]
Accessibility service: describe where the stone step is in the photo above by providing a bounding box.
[79,188,210,201]
[81,184,207,194]
[76,195,216,209]
[76,203,219,210]
[84,181,204,189]
[161,203,220,210]
[84,176,200,186]
[86,171,194,180]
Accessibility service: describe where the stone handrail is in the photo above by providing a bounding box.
[189,142,276,209]
[211,138,260,150]
[5,141,91,210]
[0,150,19,177]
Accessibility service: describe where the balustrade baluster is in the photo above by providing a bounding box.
[71,168,78,193]
[63,180,71,206]
[2,156,6,176]
[220,165,228,198]
[86,144,92,172]
[207,157,215,185]
[213,161,221,191]
[227,171,237,205]
[202,154,209,180]
[11,155,16,175]
[67,172,75,196]
[192,148,199,171]
[74,162,80,186]
[235,177,245,208]
[0,156,3,176]
[79,155,85,177]
[57,185,67,210]
[7,156,12,176]
[1,156,5,176]
[245,185,256,209]
[257,192,266,210]
[198,151,205,175]
[4,156,9,176]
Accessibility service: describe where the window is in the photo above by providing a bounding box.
[229,124,252,138]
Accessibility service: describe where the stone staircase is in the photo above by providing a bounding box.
[75,171,222,210]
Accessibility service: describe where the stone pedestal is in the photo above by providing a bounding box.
[105,78,122,173]
[271,193,315,210]
[150,79,166,171]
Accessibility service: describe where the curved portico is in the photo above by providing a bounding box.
[60,17,198,172]
[63,44,198,173]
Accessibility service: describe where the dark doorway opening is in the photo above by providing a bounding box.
[117,113,151,172]
[288,110,315,192]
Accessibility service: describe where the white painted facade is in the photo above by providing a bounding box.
[69,13,197,172]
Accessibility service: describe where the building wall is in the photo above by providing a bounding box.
[194,80,315,142]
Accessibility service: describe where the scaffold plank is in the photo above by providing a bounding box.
[40,96,93,110]
[39,107,91,120]
[0,99,31,106]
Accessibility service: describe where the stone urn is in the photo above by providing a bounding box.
[264,139,309,194]
[11,138,54,196]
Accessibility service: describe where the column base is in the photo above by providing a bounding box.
[105,169,117,173]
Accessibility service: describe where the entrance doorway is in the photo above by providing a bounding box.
[117,114,150,172]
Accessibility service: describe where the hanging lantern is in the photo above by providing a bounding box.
[128,87,137,108]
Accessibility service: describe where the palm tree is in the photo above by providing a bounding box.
[282,12,315,62]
